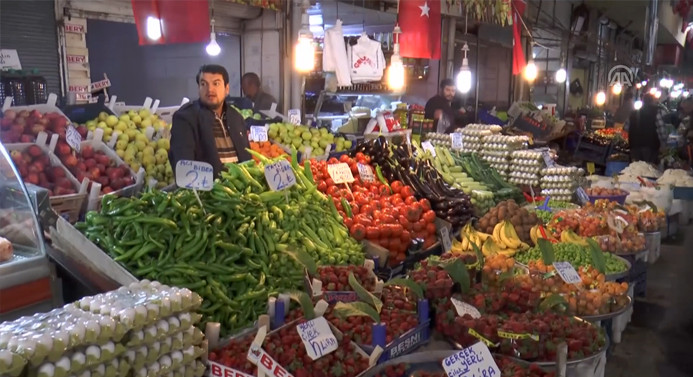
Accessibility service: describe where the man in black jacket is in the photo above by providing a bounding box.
[170,65,251,178]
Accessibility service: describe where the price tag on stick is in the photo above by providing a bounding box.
[264,160,297,191]
[327,163,355,184]
[442,342,500,377]
[422,141,436,156]
[296,317,339,360]
[250,125,269,142]
[552,262,582,284]
[450,297,481,318]
[66,125,82,152]
[357,163,375,183]
[175,160,213,191]
[439,226,452,252]
[451,132,464,150]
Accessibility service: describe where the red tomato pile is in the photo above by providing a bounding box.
[311,154,437,266]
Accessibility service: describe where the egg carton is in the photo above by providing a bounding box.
[510,177,540,186]
[480,150,511,158]
[511,150,544,159]
[541,175,574,183]
[541,167,582,176]
[541,188,575,196]
[512,166,542,174]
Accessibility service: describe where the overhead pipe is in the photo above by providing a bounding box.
[644,0,659,66]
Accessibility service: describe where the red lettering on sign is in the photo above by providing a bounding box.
[67,55,86,64]
[353,56,374,69]
[65,24,85,33]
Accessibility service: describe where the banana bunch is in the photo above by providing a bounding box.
[452,223,490,254]
[481,221,530,257]
[560,229,589,246]
[530,225,558,245]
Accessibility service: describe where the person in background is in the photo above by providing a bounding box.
[613,91,634,128]
[170,65,251,178]
[241,72,278,112]
[628,93,662,164]
[425,79,464,133]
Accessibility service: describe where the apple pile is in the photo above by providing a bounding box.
[8,145,77,196]
[1,109,84,144]
[54,142,135,194]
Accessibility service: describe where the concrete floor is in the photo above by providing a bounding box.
[605,226,693,377]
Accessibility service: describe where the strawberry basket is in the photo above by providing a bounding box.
[306,263,383,304]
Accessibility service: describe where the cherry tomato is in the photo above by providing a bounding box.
[412,220,424,232]
[339,154,350,163]
[425,222,436,235]
[355,214,373,227]
[380,225,392,238]
[400,185,414,199]
[328,157,339,164]
[389,238,402,253]
[366,226,380,239]
[419,198,431,212]
[390,223,403,237]
[422,210,436,223]
[398,216,412,230]
[326,185,339,197]
[326,178,335,187]
[361,204,374,216]
[390,180,403,194]
[390,195,403,205]
[317,181,327,192]
[343,217,354,229]
[350,223,366,240]
[401,230,412,245]
[355,152,366,161]
[381,214,396,224]
[350,203,360,215]
[378,185,391,197]
[404,196,417,205]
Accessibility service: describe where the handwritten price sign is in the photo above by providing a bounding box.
[175,160,213,190]
[208,361,254,377]
[552,262,582,284]
[439,226,452,252]
[421,141,436,157]
[327,163,355,184]
[264,160,297,191]
[66,125,82,151]
[442,342,499,377]
[296,317,339,360]
[250,125,269,142]
[451,297,481,319]
[451,133,464,150]
[357,163,375,183]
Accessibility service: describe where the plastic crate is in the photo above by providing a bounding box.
[61,95,116,124]
[478,110,505,125]
[588,190,629,205]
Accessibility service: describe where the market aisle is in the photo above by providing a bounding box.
[606,225,693,377]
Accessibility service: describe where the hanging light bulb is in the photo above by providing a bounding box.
[671,90,682,99]
[612,83,622,95]
[294,0,315,73]
[659,78,668,88]
[649,87,658,95]
[683,91,690,98]
[206,19,221,56]
[634,99,643,110]
[146,16,162,41]
[595,91,606,106]
[654,90,662,99]
[387,24,405,91]
[523,60,538,82]
[456,42,472,93]
[555,68,567,83]
[641,80,648,86]
[636,83,642,89]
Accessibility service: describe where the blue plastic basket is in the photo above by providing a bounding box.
[604,161,629,177]
[479,110,505,125]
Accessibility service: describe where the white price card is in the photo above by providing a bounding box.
[576,187,589,204]
[327,163,355,184]
[250,125,268,142]
[422,141,436,157]
[439,226,452,252]
[66,125,82,152]
[357,163,375,183]
[450,297,481,319]
[264,159,297,191]
[296,317,339,360]
[442,342,499,377]
[288,109,301,125]
[542,150,555,167]
[451,132,464,150]
[552,262,582,284]
[208,361,254,377]
[175,160,214,190]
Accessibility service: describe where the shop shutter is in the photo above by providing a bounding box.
[0,0,61,99]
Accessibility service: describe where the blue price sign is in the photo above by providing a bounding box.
[175,160,213,191]
[264,160,297,191]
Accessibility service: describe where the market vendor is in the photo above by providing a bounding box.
[425,78,464,133]
[628,93,664,164]
[241,72,278,112]
[170,65,251,178]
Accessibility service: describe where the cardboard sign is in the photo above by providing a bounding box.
[67,55,87,64]
[65,23,85,34]
[247,345,295,377]
[542,151,555,167]
[66,125,82,152]
[357,163,375,183]
[552,262,582,284]
[422,141,436,156]
[450,298,481,319]
[208,361,254,377]
[0,49,21,70]
[451,132,464,150]
[175,160,214,191]
[250,125,269,142]
[576,187,589,204]
[296,317,338,360]
[442,342,500,377]
[91,78,112,92]
[327,163,355,184]
[288,109,301,125]
[439,226,452,252]
[264,160,297,191]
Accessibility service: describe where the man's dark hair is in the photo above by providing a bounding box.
[440,78,455,89]
[623,91,634,102]
[242,72,261,86]
[196,65,229,85]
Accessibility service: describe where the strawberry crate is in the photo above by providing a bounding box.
[306,261,383,304]
[4,133,88,223]
[0,94,73,144]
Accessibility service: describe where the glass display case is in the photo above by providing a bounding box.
[0,143,55,320]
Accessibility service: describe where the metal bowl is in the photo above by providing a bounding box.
[578,295,632,322]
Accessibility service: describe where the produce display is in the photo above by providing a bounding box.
[55,142,136,195]
[509,150,543,187]
[454,124,503,153]
[81,110,173,188]
[268,123,352,156]
[0,108,72,144]
[8,144,80,196]
[453,153,523,203]
[618,161,661,180]
[514,242,628,275]
[0,280,205,377]
[354,137,474,229]
[476,200,541,245]
[372,356,556,377]
[656,169,693,187]
[527,200,576,224]
[479,134,529,178]
[454,222,529,257]
[310,154,437,265]
[249,141,288,160]
[584,187,627,197]
[75,155,365,335]
[431,147,495,216]
[541,167,583,202]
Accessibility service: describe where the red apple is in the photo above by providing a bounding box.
[19,134,34,143]
[56,178,73,189]
[10,123,24,135]
[76,162,87,172]
[56,141,71,157]
[27,145,43,158]
[76,126,88,139]
[10,151,22,164]
[95,164,106,173]
[81,145,95,159]
[64,155,78,168]
[89,168,101,180]
[97,176,109,187]
[110,178,124,190]
[3,109,16,120]
[102,187,114,194]
[123,175,135,186]
[75,172,86,182]
[17,110,29,118]
[95,154,110,166]
[84,159,96,169]
[38,155,50,167]
[0,118,12,130]
[26,173,39,185]
[52,117,67,129]
[29,110,41,119]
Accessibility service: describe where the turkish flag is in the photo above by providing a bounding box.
[398,0,442,59]
[512,0,527,75]
[132,0,210,45]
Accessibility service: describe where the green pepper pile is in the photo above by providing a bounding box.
[76,152,365,335]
